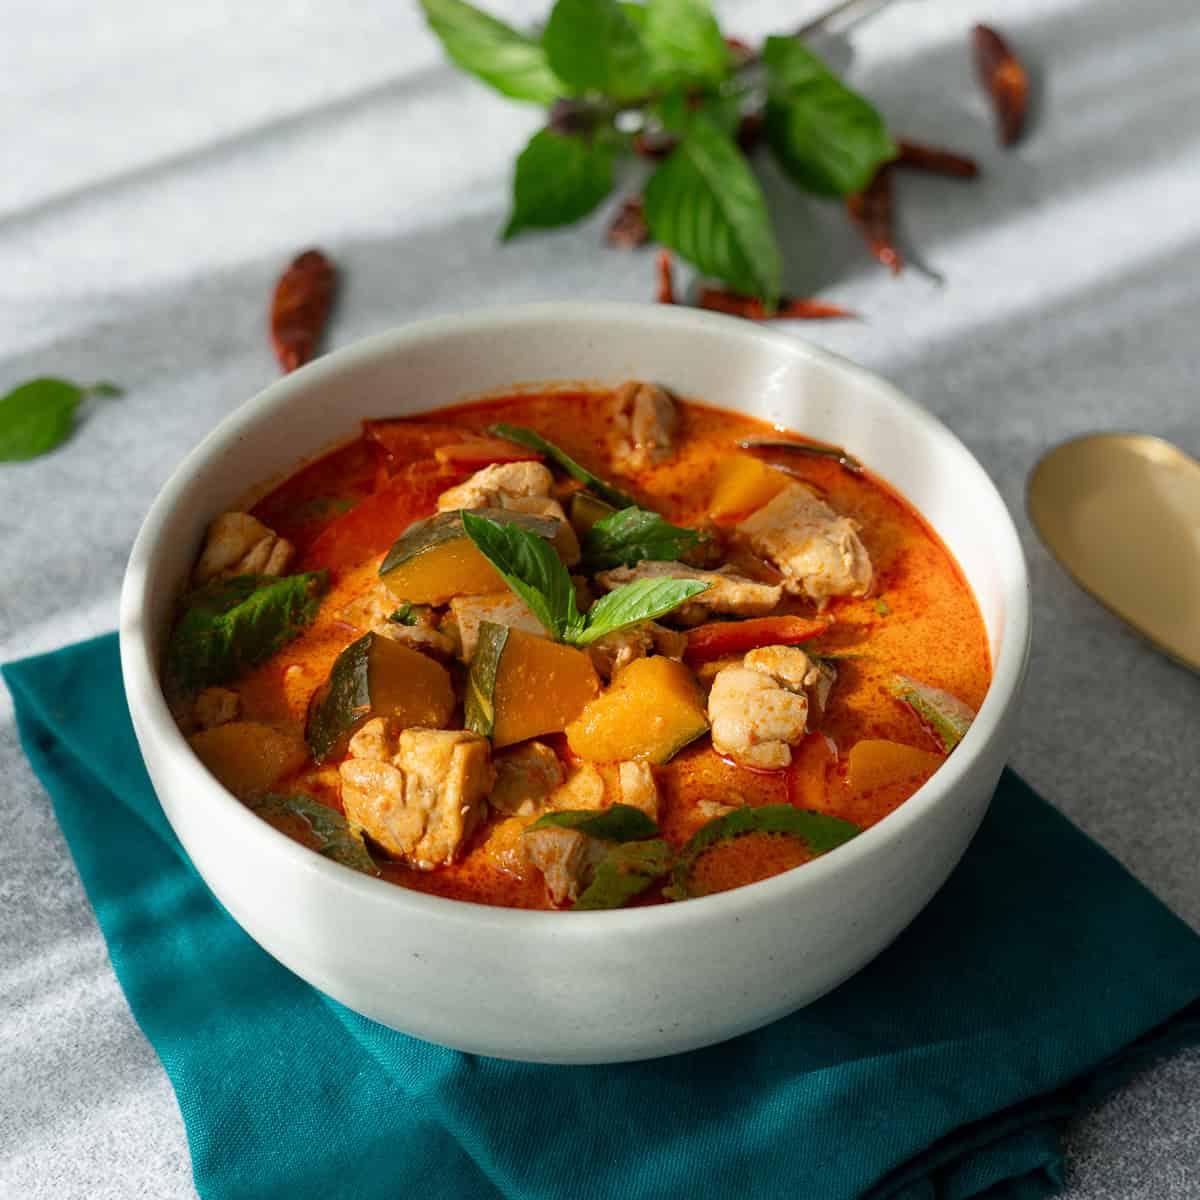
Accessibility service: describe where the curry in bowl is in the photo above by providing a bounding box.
[165,384,989,910]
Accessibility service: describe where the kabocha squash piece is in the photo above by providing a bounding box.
[565,655,709,765]
[708,454,789,521]
[306,632,455,763]
[568,490,617,537]
[465,623,600,749]
[188,721,309,800]
[379,507,560,604]
[847,739,943,798]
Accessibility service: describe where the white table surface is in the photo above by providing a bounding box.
[2,0,1198,1195]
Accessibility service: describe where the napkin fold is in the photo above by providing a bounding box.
[5,633,1199,1200]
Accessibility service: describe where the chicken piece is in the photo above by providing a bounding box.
[594,561,782,626]
[614,761,660,821]
[736,483,872,606]
[742,645,837,726]
[339,584,456,658]
[192,512,294,585]
[523,826,610,906]
[490,741,565,816]
[339,723,494,869]
[609,381,677,473]
[436,461,555,511]
[546,763,608,811]
[707,651,812,770]
[585,620,687,681]
[436,461,579,565]
[447,591,548,662]
[193,686,240,730]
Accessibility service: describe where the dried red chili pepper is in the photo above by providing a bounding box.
[697,288,854,321]
[846,166,902,274]
[896,138,979,179]
[270,250,336,373]
[607,195,650,249]
[656,251,675,305]
[973,24,1028,146]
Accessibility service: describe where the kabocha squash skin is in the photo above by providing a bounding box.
[123,304,1028,1061]
[465,622,600,748]
[305,632,455,763]
[379,508,559,604]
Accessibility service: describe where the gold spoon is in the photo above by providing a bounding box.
[1028,433,1200,672]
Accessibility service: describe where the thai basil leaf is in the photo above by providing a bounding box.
[887,674,975,752]
[665,805,860,900]
[167,572,327,693]
[644,114,781,304]
[528,803,660,841]
[542,0,652,100]
[388,602,434,626]
[487,422,637,508]
[575,838,673,909]
[504,128,617,240]
[581,505,703,570]
[642,0,731,86]
[419,0,566,105]
[575,576,709,645]
[460,510,580,638]
[0,378,122,462]
[762,36,896,198]
[254,794,379,876]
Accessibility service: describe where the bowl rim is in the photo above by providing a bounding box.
[119,300,1031,935]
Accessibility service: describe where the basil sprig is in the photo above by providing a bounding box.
[487,422,637,508]
[461,511,707,646]
[167,572,328,693]
[254,794,379,876]
[420,0,897,302]
[0,378,122,462]
[581,505,702,571]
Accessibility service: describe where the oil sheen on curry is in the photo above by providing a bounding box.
[165,384,990,910]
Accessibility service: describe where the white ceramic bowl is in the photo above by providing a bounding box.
[120,303,1030,1064]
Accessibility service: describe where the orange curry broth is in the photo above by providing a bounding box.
[228,389,991,909]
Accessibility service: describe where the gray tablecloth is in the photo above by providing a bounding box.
[2,0,1197,1195]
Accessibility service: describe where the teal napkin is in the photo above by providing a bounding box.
[5,634,1199,1200]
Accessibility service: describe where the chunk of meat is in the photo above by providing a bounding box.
[376,622,456,659]
[707,647,824,770]
[436,461,555,512]
[339,722,494,869]
[736,483,872,606]
[339,584,455,658]
[446,591,548,661]
[743,645,837,725]
[594,560,782,626]
[192,512,294,585]
[193,686,240,730]
[615,761,659,821]
[609,381,677,473]
[547,763,608,811]
[585,620,687,681]
[523,826,610,906]
[490,741,565,816]
[436,462,580,565]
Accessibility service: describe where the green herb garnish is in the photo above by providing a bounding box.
[167,572,327,693]
[461,511,707,646]
[254,794,379,876]
[575,838,673,910]
[581,505,703,571]
[0,378,122,462]
[875,598,891,616]
[664,805,860,900]
[527,803,660,842]
[388,602,434,626]
[420,0,897,303]
[487,422,637,507]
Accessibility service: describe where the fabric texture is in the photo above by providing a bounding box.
[4,633,1199,1200]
